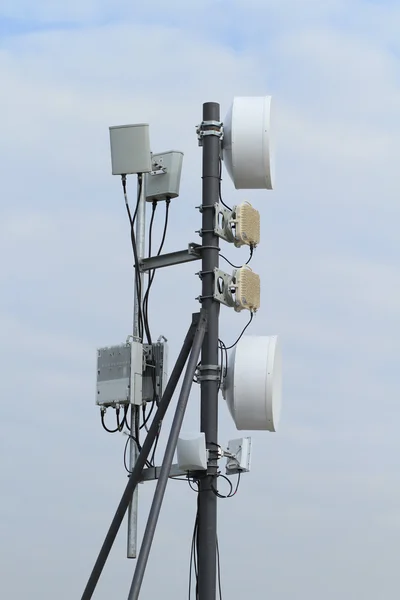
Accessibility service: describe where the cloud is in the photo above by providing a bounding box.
[1,2,400,599]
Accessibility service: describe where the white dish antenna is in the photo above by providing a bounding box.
[223,335,282,431]
[222,96,274,190]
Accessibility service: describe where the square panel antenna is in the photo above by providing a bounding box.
[213,266,260,312]
[214,201,260,247]
[234,202,260,247]
[109,124,152,175]
[145,150,184,202]
[225,437,252,475]
[234,266,260,312]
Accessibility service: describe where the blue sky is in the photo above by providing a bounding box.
[1,1,400,598]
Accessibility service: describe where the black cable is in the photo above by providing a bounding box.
[116,407,125,432]
[123,434,138,473]
[187,476,200,493]
[211,472,241,498]
[138,199,171,466]
[211,473,233,499]
[142,199,171,327]
[134,405,141,449]
[218,339,228,384]
[121,404,131,430]
[143,201,157,345]
[123,433,153,473]
[219,245,254,269]
[140,401,155,431]
[218,157,232,211]
[189,499,199,600]
[142,199,171,406]
[218,340,225,388]
[149,433,158,467]
[100,408,120,434]
[211,472,241,499]
[122,175,144,341]
[223,312,254,351]
[231,472,241,496]
[216,537,223,600]
[217,312,254,388]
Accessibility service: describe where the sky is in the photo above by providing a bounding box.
[1,0,400,598]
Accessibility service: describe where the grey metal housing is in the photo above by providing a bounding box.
[109,124,152,175]
[145,150,184,202]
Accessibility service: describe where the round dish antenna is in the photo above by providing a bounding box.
[223,335,282,431]
[222,96,274,190]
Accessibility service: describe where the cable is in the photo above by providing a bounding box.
[122,175,144,341]
[143,199,171,400]
[149,421,161,467]
[187,476,200,494]
[120,404,131,430]
[140,199,172,465]
[123,434,138,473]
[217,311,254,387]
[218,340,226,388]
[140,401,155,431]
[134,405,141,450]
[100,408,122,434]
[189,498,199,600]
[187,479,229,599]
[218,157,232,211]
[231,472,241,496]
[219,244,254,269]
[211,473,233,498]
[142,199,171,332]
[216,537,223,600]
[123,433,153,473]
[122,406,153,472]
[222,312,254,351]
[211,472,241,499]
[143,201,157,345]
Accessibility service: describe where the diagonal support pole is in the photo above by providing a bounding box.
[127,310,208,600]
[81,313,202,600]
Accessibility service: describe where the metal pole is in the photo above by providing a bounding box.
[128,173,147,558]
[198,102,221,600]
[81,314,200,600]
[127,311,208,600]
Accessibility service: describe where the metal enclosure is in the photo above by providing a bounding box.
[96,344,132,406]
[96,340,168,408]
[145,150,184,202]
[177,432,208,471]
[142,341,168,402]
[109,124,152,175]
[225,437,252,475]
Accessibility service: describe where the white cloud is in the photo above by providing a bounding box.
[1,3,400,599]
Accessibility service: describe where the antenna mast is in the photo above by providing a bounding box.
[197,102,222,599]
[81,97,281,600]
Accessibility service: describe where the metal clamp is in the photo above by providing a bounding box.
[196,120,224,146]
[214,202,235,243]
[196,364,221,382]
[213,268,236,308]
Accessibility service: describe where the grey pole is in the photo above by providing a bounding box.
[128,173,147,558]
[81,313,201,600]
[198,102,221,600]
[127,310,208,600]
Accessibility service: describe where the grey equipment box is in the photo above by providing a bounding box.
[145,150,184,202]
[96,342,143,407]
[109,124,152,175]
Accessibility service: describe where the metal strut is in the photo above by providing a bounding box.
[127,309,208,600]
[81,312,203,600]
